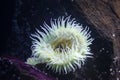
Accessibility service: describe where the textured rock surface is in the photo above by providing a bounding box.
[73,0,120,79]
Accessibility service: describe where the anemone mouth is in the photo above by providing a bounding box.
[26,16,93,74]
[51,38,72,53]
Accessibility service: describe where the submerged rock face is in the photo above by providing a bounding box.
[73,0,120,79]
[0,57,56,80]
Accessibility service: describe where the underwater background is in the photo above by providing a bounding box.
[0,0,113,80]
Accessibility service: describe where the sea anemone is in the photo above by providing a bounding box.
[27,16,93,74]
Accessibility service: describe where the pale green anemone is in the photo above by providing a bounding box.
[27,16,93,74]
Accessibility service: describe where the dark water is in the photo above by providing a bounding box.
[0,0,113,80]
